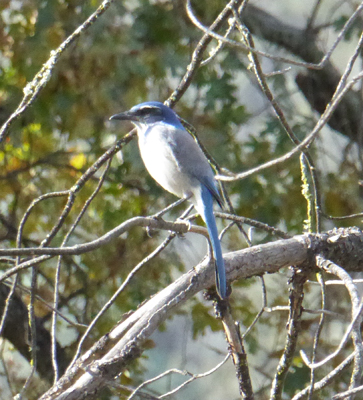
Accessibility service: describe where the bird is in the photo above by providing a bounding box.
[110,101,227,299]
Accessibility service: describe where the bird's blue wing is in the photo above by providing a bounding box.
[166,128,223,205]
[199,175,223,209]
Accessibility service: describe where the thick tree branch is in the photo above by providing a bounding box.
[38,227,363,399]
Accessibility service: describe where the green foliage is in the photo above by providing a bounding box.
[1,1,362,398]
[191,301,220,338]
[284,363,310,396]
[333,15,363,40]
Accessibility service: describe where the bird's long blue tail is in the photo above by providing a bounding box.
[200,186,227,299]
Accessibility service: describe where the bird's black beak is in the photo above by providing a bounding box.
[109,111,139,122]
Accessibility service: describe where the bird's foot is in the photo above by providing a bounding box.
[175,218,191,237]
[146,214,165,237]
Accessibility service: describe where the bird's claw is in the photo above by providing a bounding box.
[175,218,191,237]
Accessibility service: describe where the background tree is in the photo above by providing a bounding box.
[1,0,363,399]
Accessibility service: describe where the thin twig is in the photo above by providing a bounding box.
[158,355,230,399]
[270,270,306,399]
[291,353,355,400]
[306,0,323,31]
[332,384,363,399]
[300,257,363,370]
[215,212,290,239]
[242,276,266,338]
[0,0,115,143]
[217,70,363,182]
[307,272,326,400]
[168,0,244,107]
[0,217,204,258]
[185,0,363,70]
[51,160,112,383]
[67,204,194,371]
[127,369,189,400]
[67,234,176,371]
[316,256,363,393]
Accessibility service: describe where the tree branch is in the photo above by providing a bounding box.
[243,4,363,141]
[37,227,363,399]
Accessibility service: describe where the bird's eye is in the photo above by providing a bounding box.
[138,107,152,115]
[137,107,162,117]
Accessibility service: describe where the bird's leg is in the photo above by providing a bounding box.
[172,204,194,239]
[146,197,191,238]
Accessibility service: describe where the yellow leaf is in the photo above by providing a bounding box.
[70,153,87,169]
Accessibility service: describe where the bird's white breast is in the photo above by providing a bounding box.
[137,123,196,199]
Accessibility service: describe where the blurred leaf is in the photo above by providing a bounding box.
[70,153,87,169]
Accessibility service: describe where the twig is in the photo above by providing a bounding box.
[167,0,245,106]
[158,355,230,399]
[19,262,38,399]
[0,0,115,143]
[264,305,342,319]
[270,270,306,399]
[127,369,189,400]
[215,212,290,239]
[322,211,363,220]
[332,384,363,399]
[233,18,322,232]
[67,205,194,371]
[0,217,203,258]
[51,160,112,383]
[307,272,326,400]
[300,257,363,370]
[186,0,363,69]
[316,256,363,393]
[214,295,254,399]
[1,280,86,328]
[217,70,363,182]
[291,353,355,400]
[242,276,266,338]
[306,0,323,31]
[67,234,176,371]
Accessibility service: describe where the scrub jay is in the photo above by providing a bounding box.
[110,102,227,299]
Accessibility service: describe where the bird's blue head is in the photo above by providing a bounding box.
[110,101,183,128]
